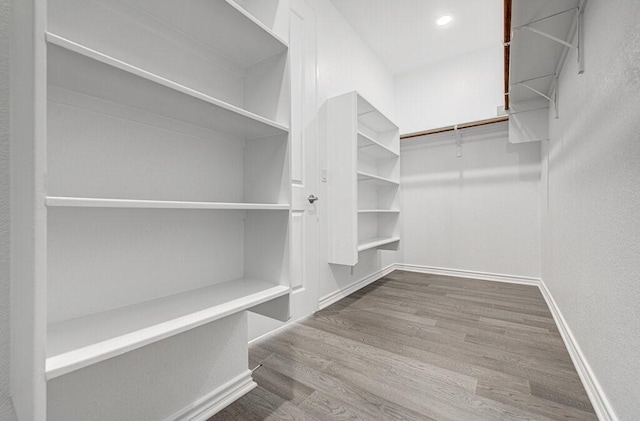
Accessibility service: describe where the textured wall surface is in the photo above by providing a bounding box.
[401,123,541,278]
[541,1,640,419]
[394,45,503,135]
[0,0,16,419]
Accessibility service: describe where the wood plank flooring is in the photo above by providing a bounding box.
[211,270,596,421]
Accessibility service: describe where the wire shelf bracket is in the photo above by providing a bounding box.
[512,2,587,75]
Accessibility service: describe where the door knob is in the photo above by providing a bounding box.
[308,194,319,204]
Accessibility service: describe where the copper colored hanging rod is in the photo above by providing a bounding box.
[504,0,512,110]
[400,116,509,140]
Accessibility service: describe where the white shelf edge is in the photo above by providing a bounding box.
[357,236,400,252]
[46,282,290,380]
[357,131,399,157]
[224,0,289,49]
[45,32,290,134]
[357,171,400,186]
[46,197,290,211]
[357,209,400,214]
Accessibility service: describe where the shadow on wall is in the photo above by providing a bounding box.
[401,122,541,187]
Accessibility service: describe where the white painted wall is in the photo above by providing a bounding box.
[394,45,503,135]
[309,0,398,303]
[0,0,17,419]
[541,1,640,419]
[401,122,541,279]
[311,0,394,119]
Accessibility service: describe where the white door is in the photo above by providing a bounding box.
[289,0,319,321]
[248,0,318,340]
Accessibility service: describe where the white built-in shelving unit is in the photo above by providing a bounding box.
[11,0,291,419]
[326,92,400,266]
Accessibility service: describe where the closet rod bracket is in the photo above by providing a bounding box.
[454,125,462,158]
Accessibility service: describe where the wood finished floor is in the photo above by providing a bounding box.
[211,270,597,421]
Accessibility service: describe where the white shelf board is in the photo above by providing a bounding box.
[358,209,400,214]
[357,132,399,159]
[357,236,400,252]
[46,197,290,211]
[46,278,289,379]
[46,33,289,139]
[357,171,400,186]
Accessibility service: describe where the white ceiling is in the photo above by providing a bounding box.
[329,0,503,75]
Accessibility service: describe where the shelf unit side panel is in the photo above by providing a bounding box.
[327,93,358,266]
[10,0,48,419]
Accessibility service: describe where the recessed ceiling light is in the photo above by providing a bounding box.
[436,14,453,26]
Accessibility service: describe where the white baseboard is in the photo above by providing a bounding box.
[394,263,616,421]
[538,279,617,421]
[167,371,256,421]
[394,264,540,286]
[318,264,395,310]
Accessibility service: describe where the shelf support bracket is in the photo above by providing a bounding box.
[513,82,554,104]
[519,26,576,50]
[513,1,587,76]
[454,125,462,158]
[510,80,560,119]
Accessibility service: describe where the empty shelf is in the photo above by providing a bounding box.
[46,197,290,211]
[127,0,287,68]
[357,236,400,252]
[357,94,399,133]
[46,33,289,139]
[357,171,400,186]
[358,209,400,214]
[357,132,399,158]
[46,279,289,379]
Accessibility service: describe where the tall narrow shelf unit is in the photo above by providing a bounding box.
[11,0,291,419]
[326,92,400,266]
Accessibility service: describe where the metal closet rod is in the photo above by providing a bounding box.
[400,116,509,140]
